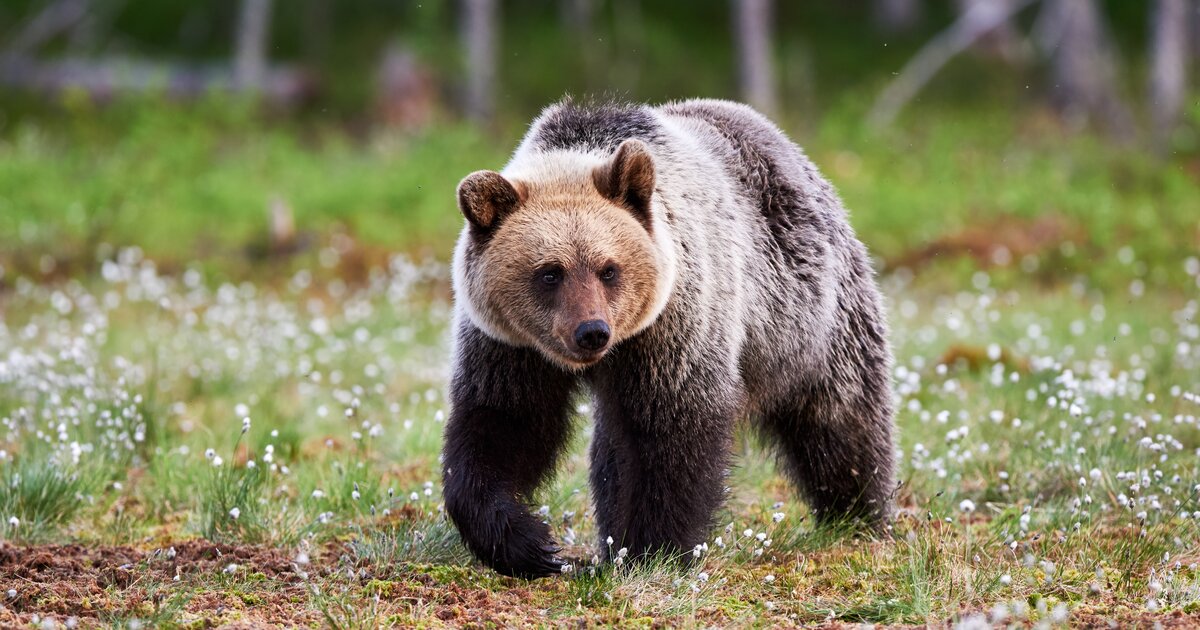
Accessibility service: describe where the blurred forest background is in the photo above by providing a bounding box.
[0,0,1198,288]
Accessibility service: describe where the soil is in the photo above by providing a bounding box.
[2,540,1197,628]
[0,539,562,628]
[885,214,1082,273]
[0,540,322,628]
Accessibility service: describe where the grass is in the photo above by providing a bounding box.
[2,95,1198,289]
[0,455,103,543]
[0,99,1197,626]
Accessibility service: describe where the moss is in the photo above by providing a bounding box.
[364,579,399,598]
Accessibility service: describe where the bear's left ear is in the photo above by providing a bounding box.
[593,139,656,231]
[457,170,528,234]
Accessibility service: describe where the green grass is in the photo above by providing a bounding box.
[1,95,1198,290]
[0,455,104,543]
[0,99,1198,626]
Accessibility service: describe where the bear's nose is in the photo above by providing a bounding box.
[574,320,611,352]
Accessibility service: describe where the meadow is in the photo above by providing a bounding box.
[0,100,1199,628]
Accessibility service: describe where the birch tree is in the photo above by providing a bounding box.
[462,0,498,125]
[733,0,777,116]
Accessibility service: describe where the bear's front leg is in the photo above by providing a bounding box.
[589,364,737,561]
[442,324,578,578]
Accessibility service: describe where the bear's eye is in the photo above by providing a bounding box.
[600,265,618,283]
[539,267,563,286]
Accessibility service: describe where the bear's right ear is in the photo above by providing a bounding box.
[456,170,527,233]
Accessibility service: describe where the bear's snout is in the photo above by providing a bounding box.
[574,320,611,353]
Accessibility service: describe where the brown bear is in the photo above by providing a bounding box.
[442,98,894,578]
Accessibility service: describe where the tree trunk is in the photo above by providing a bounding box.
[234,0,273,92]
[956,0,1024,60]
[1035,0,1134,139]
[1150,0,1190,152]
[1190,0,1200,61]
[561,0,595,32]
[561,0,601,90]
[733,0,777,116]
[461,0,498,125]
[873,0,922,34]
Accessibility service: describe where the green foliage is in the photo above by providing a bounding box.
[349,517,472,570]
[198,436,271,544]
[0,455,102,543]
[0,98,505,276]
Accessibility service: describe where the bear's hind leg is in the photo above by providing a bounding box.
[763,388,894,529]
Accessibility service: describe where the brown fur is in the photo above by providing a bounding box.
[457,160,661,370]
[457,171,528,231]
[592,139,656,230]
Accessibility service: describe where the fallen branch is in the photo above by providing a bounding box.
[3,0,93,57]
[0,56,315,105]
[867,0,1041,128]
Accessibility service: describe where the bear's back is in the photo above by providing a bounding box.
[528,100,662,153]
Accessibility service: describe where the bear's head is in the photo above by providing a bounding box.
[452,139,676,370]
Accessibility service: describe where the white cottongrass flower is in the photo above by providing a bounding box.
[7,516,18,528]
[223,563,239,574]
[772,512,785,523]
[763,574,775,583]
[311,489,325,499]
[228,507,240,520]
[959,499,976,513]
[999,574,1012,586]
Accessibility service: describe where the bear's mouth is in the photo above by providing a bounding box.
[552,343,608,370]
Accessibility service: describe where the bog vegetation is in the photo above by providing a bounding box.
[1,101,1198,627]
[1,0,1199,627]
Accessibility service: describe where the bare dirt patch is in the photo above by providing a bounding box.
[0,540,322,627]
[886,214,1081,272]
